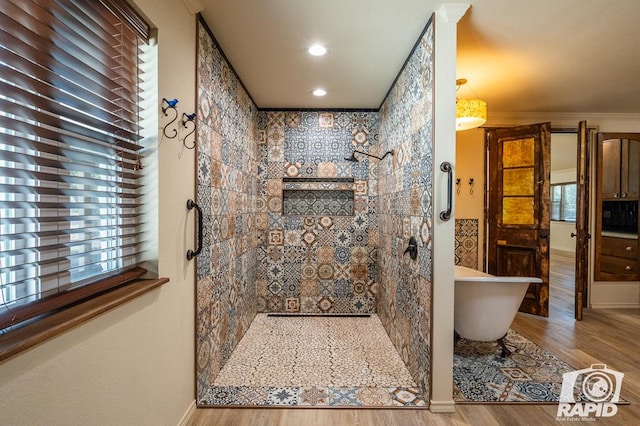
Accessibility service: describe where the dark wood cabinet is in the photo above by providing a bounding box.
[601,138,621,199]
[624,139,640,199]
[595,133,640,281]
[599,237,638,275]
[601,138,640,200]
[600,236,638,258]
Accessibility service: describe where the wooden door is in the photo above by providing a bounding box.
[573,121,590,320]
[487,123,551,317]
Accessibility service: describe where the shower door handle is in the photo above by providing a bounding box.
[439,161,453,221]
[186,199,203,261]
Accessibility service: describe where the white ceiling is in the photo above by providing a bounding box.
[199,0,640,114]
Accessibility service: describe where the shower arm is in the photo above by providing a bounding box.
[346,149,394,161]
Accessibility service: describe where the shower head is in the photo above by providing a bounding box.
[344,152,360,162]
[344,149,395,162]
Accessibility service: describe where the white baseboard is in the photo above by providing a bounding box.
[429,399,456,413]
[590,303,640,309]
[177,400,196,426]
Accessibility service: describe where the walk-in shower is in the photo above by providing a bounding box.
[195,12,435,408]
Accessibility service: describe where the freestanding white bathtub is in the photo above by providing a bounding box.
[454,265,542,356]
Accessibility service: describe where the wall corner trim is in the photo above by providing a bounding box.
[438,3,470,24]
[429,399,457,413]
[181,0,204,15]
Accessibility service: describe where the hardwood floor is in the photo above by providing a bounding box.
[188,255,640,425]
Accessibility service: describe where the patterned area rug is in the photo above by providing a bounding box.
[198,314,427,408]
[454,329,580,403]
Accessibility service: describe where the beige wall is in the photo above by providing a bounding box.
[455,127,485,270]
[0,1,198,425]
[467,112,640,309]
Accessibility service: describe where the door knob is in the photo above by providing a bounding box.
[571,232,577,238]
[540,231,548,239]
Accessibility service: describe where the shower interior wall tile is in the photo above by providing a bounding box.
[376,21,434,398]
[257,111,380,315]
[195,22,259,397]
[455,219,479,268]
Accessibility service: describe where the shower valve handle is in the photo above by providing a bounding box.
[403,236,418,260]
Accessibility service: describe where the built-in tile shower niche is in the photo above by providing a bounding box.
[195,14,435,405]
[282,177,355,217]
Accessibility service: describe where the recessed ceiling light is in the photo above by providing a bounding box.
[312,88,327,97]
[308,44,327,56]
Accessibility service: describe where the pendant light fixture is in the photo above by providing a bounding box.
[456,78,487,131]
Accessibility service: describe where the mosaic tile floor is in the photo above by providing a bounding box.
[199,314,427,408]
[454,329,592,404]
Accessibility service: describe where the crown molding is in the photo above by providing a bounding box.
[487,111,640,128]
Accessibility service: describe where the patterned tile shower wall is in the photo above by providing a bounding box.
[196,22,260,396]
[455,219,479,269]
[376,20,434,397]
[256,111,380,314]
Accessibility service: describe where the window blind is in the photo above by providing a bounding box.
[0,0,150,330]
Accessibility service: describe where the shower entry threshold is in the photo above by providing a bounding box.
[266,313,371,317]
[198,314,427,408]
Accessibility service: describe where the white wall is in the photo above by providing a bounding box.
[550,221,576,254]
[0,1,198,425]
[550,133,578,255]
[550,168,576,254]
